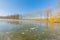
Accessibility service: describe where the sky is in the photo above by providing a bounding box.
[0,0,57,17]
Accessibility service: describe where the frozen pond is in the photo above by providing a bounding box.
[0,20,60,40]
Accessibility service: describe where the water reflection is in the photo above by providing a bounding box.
[0,20,60,40]
[7,21,21,25]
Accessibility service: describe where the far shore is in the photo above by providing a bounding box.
[0,19,49,23]
[0,19,60,23]
[0,19,20,21]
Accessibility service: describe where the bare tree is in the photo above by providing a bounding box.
[44,7,52,28]
[57,0,60,8]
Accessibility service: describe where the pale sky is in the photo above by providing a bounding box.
[0,0,57,18]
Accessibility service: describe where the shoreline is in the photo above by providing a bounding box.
[0,19,59,23]
[0,19,48,22]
